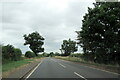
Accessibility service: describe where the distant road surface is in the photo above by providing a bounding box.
[26,57,119,80]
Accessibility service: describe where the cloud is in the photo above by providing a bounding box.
[1,0,94,53]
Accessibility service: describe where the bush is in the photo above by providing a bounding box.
[2,44,15,61]
[25,51,35,58]
[14,48,22,60]
[2,44,23,64]
[70,53,83,57]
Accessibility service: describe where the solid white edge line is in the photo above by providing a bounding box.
[59,63,66,68]
[74,72,87,80]
[25,60,43,80]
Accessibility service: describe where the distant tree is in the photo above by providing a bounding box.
[42,52,47,57]
[61,38,78,56]
[76,2,120,64]
[49,52,54,57]
[25,51,35,58]
[23,31,45,56]
[55,52,60,56]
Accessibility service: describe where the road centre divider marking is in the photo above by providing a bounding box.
[74,72,87,80]
[59,63,66,68]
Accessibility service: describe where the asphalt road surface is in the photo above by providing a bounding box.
[26,57,119,80]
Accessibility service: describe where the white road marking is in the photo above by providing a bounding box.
[74,72,87,80]
[60,59,119,75]
[51,59,57,62]
[25,60,43,80]
[59,63,66,68]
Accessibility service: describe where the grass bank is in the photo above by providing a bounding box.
[2,58,34,72]
[2,55,44,73]
[2,57,44,78]
[55,56,120,74]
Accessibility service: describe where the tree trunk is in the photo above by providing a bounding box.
[35,53,38,56]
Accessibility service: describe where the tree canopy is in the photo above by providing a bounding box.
[23,31,45,56]
[2,44,22,63]
[61,38,78,56]
[76,2,120,64]
[25,51,35,58]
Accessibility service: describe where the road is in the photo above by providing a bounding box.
[26,57,119,80]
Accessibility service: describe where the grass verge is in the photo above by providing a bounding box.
[55,56,120,74]
[2,59,34,72]
[2,57,44,78]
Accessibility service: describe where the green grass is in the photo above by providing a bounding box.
[2,59,34,72]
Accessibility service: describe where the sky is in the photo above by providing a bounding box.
[0,0,95,54]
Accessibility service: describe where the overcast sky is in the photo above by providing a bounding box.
[0,0,95,53]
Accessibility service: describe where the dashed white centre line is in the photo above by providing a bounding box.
[51,59,57,62]
[74,72,87,80]
[59,63,66,68]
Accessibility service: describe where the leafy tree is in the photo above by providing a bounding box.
[61,38,78,56]
[76,2,120,64]
[54,52,60,56]
[49,52,54,57]
[2,44,15,61]
[42,52,47,57]
[14,48,22,60]
[2,44,23,64]
[23,31,45,56]
[25,51,35,58]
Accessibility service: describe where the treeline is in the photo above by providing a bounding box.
[1,43,60,64]
[1,44,42,64]
[42,52,60,57]
[25,51,61,58]
[2,44,22,64]
[76,2,120,64]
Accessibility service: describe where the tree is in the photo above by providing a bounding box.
[2,44,15,61]
[2,44,22,64]
[49,52,54,57]
[76,2,120,64]
[25,51,35,58]
[42,52,48,57]
[23,31,45,56]
[55,52,60,56]
[14,48,22,60]
[61,38,78,56]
